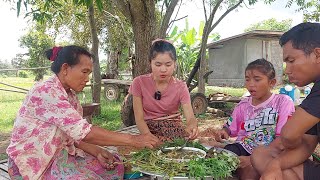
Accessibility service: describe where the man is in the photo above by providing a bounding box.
[251,22,320,180]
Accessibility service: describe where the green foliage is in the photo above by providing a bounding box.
[188,150,239,179]
[18,71,29,78]
[129,141,239,179]
[19,23,54,81]
[22,0,133,76]
[0,61,15,77]
[283,0,320,22]
[11,54,27,69]
[295,0,320,22]
[168,19,220,80]
[244,18,293,32]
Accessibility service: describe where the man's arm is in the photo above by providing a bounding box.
[259,134,317,180]
[272,134,317,170]
[281,107,319,149]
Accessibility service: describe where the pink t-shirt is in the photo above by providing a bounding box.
[129,73,190,120]
[6,75,92,179]
[225,93,295,154]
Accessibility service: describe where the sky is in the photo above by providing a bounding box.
[0,1,304,62]
[0,2,28,62]
[176,0,303,39]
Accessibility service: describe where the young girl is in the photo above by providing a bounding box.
[214,58,295,179]
[129,39,198,142]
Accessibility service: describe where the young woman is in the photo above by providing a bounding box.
[214,58,295,179]
[129,39,198,142]
[6,45,160,179]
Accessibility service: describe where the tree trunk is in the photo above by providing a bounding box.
[129,0,157,77]
[112,0,178,78]
[197,0,243,94]
[198,23,210,94]
[88,5,101,113]
[107,50,119,79]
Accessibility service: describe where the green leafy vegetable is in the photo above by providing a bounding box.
[127,139,240,179]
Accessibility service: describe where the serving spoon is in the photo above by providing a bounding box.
[160,138,190,153]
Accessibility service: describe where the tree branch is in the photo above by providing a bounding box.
[167,1,184,32]
[209,0,244,32]
[210,0,224,21]
[202,0,207,21]
[168,15,188,28]
[159,0,179,38]
[204,0,223,33]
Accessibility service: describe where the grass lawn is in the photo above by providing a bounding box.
[0,77,36,133]
[0,76,124,132]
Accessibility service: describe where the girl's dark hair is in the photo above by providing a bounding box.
[149,40,177,62]
[45,45,92,74]
[279,22,320,55]
[245,58,275,80]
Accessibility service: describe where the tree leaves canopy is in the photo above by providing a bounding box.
[244,18,293,32]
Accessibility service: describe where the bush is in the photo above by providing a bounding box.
[18,71,29,78]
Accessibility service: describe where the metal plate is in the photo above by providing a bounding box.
[134,145,238,180]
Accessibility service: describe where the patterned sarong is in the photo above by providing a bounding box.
[146,114,188,142]
[8,149,124,180]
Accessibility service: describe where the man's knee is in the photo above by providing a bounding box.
[251,146,267,164]
[251,146,272,174]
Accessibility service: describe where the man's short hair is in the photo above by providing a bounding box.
[279,22,320,55]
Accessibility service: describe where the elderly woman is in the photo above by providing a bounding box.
[6,45,159,179]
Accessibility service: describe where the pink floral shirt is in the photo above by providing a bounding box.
[6,75,92,179]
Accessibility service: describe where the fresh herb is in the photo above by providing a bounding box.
[189,149,239,179]
[127,141,239,179]
[128,148,189,178]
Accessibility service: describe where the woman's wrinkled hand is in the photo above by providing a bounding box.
[132,133,161,149]
[97,150,119,170]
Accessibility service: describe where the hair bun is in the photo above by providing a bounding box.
[50,46,63,61]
